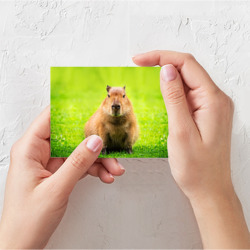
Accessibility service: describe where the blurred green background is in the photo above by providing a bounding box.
[51,67,168,158]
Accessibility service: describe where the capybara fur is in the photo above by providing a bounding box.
[84,85,139,154]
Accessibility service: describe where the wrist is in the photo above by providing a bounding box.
[0,221,42,249]
[189,186,250,248]
[187,176,237,209]
[0,222,11,249]
[189,181,240,210]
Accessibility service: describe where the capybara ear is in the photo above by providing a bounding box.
[123,86,126,90]
[106,85,111,92]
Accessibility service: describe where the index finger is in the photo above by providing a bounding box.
[25,105,50,140]
[133,50,218,91]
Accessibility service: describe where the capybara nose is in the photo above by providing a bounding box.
[112,104,120,110]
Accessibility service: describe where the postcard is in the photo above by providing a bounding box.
[51,67,168,158]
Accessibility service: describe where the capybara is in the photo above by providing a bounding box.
[84,85,139,154]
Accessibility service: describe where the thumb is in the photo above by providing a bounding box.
[51,135,103,194]
[160,64,196,135]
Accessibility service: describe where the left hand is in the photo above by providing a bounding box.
[0,106,125,249]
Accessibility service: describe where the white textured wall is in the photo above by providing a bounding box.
[0,1,250,248]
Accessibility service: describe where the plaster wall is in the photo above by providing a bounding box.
[0,1,250,248]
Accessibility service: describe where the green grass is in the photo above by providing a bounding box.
[51,67,168,158]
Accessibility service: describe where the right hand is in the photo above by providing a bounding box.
[134,51,250,248]
[133,51,234,202]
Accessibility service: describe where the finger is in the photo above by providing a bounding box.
[100,158,125,176]
[160,64,200,138]
[133,50,218,91]
[49,135,103,194]
[98,166,115,184]
[25,105,50,140]
[86,162,115,183]
[87,163,103,177]
[14,105,50,166]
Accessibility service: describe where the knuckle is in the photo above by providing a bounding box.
[70,151,87,170]
[184,53,195,61]
[223,95,235,119]
[227,96,234,113]
[219,94,233,108]
[210,92,234,115]
[174,128,189,140]
[166,85,185,105]
[10,139,22,158]
[170,125,190,140]
[10,142,18,156]
[220,94,229,105]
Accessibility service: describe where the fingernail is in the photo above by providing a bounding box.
[118,163,125,171]
[132,52,144,59]
[86,135,102,152]
[161,64,177,82]
[109,173,114,179]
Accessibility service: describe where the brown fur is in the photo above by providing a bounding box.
[84,85,139,154]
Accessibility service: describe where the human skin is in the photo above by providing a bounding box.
[0,107,125,249]
[133,50,250,249]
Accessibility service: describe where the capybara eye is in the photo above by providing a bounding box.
[108,94,110,98]
[123,95,125,98]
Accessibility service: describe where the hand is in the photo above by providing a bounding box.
[134,51,234,200]
[0,106,125,249]
[133,51,250,248]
